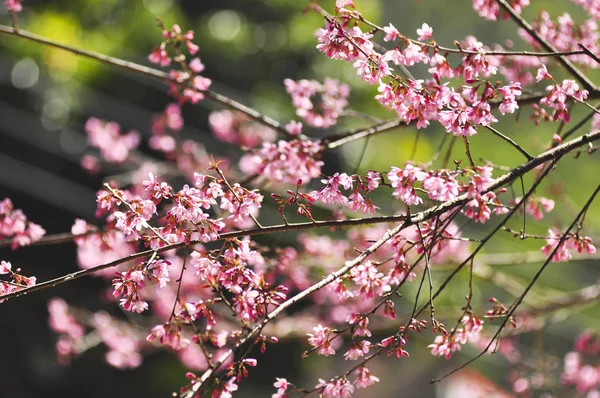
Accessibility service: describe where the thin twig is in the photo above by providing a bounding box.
[323,119,404,149]
[484,125,533,160]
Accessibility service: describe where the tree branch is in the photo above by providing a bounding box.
[0,24,300,139]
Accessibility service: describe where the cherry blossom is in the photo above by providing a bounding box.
[209,110,276,148]
[85,118,140,163]
[0,198,46,249]
[284,78,350,128]
[4,0,22,12]
[416,23,433,41]
[240,139,323,185]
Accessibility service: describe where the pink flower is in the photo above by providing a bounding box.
[536,64,552,82]
[354,367,380,389]
[317,378,355,398]
[540,79,589,123]
[148,46,171,67]
[273,377,291,397]
[311,173,353,206]
[344,339,371,360]
[422,171,460,202]
[387,165,427,206]
[285,120,303,136]
[316,22,374,62]
[0,198,46,249]
[212,378,238,398]
[4,0,22,12]
[308,324,337,356]
[416,23,433,40]
[541,229,572,262]
[472,0,529,20]
[497,81,522,115]
[383,23,400,42]
[572,0,600,19]
[0,261,12,274]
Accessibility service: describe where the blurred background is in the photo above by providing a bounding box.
[1,0,599,397]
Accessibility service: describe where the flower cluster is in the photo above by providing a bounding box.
[535,66,590,123]
[310,172,379,214]
[572,0,600,20]
[47,298,85,364]
[4,0,21,12]
[541,229,596,263]
[208,110,276,148]
[49,299,145,368]
[149,24,212,104]
[284,78,350,128]
[387,164,506,223]
[511,195,555,220]
[85,118,140,164]
[561,331,600,394]
[0,260,36,299]
[429,315,484,359]
[472,0,529,21]
[71,219,135,277]
[112,256,171,313]
[240,139,323,185]
[0,198,45,250]
[520,11,600,68]
[150,103,183,153]
[11,2,599,398]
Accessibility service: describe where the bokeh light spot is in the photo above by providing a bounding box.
[11,58,40,89]
[208,10,242,41]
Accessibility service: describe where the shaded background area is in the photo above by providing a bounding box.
[1,0,599,397]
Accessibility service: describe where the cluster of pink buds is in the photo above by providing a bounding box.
[149,23,211,104]
[428,314,484,359]
[270,179,316,221]
[541,229,596,262]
